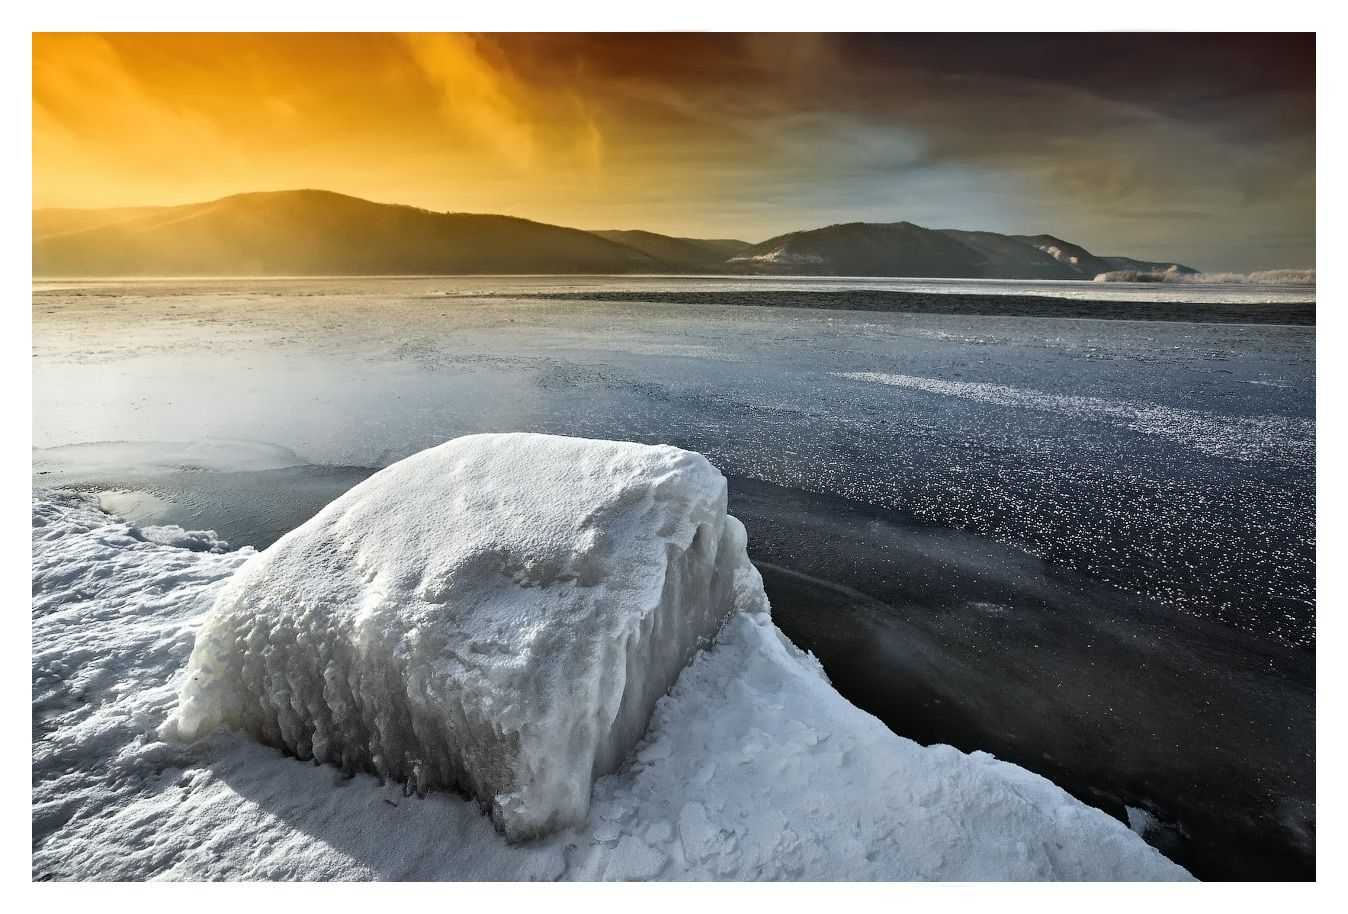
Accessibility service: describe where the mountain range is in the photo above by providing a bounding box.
[727,223,1195,280]
[33,189,1197,279]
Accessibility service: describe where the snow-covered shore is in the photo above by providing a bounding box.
[32,437,1193,881]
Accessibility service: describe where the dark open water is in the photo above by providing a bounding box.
[32,276,1315,879]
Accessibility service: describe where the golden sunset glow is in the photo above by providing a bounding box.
[33,32,1315,270]
[35,34,615,215]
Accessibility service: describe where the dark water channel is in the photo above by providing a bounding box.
[729,478,1314,881]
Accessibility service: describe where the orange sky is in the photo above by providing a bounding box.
[33,33,1315,270]
[33,34,772,233]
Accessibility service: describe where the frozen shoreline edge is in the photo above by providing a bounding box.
[32,474,1192,881]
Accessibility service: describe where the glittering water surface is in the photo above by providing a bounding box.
[32,276,1315,879]
[33,276,1314,647]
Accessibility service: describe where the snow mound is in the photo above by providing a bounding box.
[163,433,765,840]
[37,487,1192,880]
[571,610,1192,881]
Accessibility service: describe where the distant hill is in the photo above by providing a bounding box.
[1006,234,1116,278]
[1011,235,1197,278]
[727,222,1197,279]
[32,190,661,277]
[690,238,757,259]
[591,230,751,270]
[33,190,1200,279]
[34,206,171,238]
[728,222,977,277]
[1099,255,1201,276]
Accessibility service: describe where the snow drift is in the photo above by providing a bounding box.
[36,484,1192,879]
[163,433,763,840]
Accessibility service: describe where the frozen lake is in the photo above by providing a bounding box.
[32,275,1315,879]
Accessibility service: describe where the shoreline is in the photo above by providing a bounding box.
[513,288,1317,325]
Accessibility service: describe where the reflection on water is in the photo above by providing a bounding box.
[32,277,1315,879]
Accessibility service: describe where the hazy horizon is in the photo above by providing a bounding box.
[34,33,1314,272]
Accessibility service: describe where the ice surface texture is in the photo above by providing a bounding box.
[165,433,764,840]
[37,487,1189,879]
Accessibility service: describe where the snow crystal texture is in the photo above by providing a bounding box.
[35,487,1191,880]
[165,433,764,840]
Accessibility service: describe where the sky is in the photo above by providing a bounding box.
[32,32,1315,272]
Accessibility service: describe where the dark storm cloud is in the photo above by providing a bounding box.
[491,32,1313,138]
[485,33,1315,270]
[840,34,1313,123]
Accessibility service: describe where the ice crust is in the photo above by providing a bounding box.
[34,485,1192,880]
[164,433,764,839]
